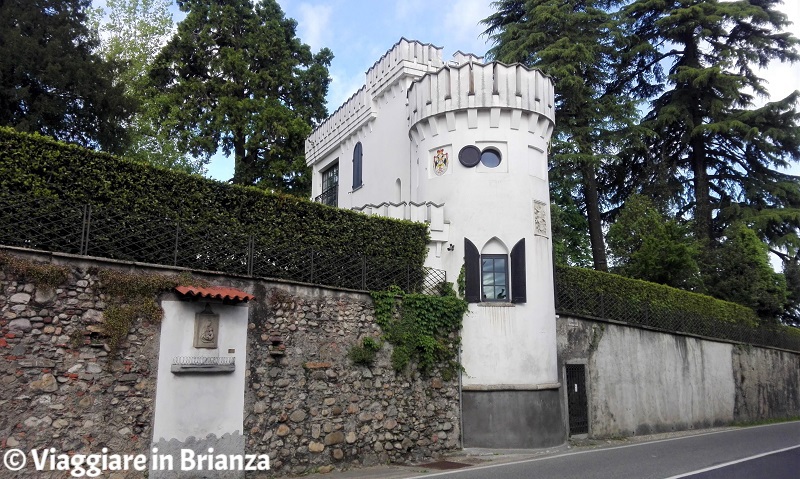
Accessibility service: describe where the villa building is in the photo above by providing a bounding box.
[305,38,563,447]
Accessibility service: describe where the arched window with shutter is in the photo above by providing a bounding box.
[352,142,363,189]
[463,237,526,304]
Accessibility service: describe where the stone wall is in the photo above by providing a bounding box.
[557,314,800,439]
[244,283,460,477]
[0,252,159,478]
[0,248,460,477]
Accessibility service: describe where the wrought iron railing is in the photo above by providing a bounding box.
[555,272,800,352]
[0,195,445,295]
[314,186,338,207]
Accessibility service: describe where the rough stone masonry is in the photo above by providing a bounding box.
[0,250,460,478]
[0,257,158,479]
[244,283,461,477]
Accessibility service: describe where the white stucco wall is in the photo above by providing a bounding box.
[407,64,558,387]
[305,41,559,389]
[588,324,735,436]
[152,300,248,443]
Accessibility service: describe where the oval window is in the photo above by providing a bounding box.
[480,148,502,168]
[458,145,481,167]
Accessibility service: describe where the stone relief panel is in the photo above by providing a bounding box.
[534,201,548,237]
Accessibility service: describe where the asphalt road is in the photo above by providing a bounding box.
[413,422,800,479]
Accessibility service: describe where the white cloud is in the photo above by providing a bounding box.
[442,0,493,55]
[327,68,366,112]
[295,2,334,50]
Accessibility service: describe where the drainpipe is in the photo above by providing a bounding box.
[458,343,464,449]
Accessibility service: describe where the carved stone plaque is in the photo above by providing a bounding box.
[534,201,548,237]
[193,304,219,349]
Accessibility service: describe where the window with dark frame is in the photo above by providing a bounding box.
[464,238,526,304]
[352,142,363,189]
[317,163,339,207]
[481,254,509,301]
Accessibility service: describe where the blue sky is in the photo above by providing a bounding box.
[203,0,497,180]
[92,0,799,180]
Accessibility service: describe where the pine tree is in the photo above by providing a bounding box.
[622,0,800,248]
[483,0,639,271]
[149,0,332,194]
[0,0,134,153]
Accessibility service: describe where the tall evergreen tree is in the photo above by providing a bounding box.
[0,0,134,153]
[149,0,332,195]
[621,0,800,248]
[483,0,640,271]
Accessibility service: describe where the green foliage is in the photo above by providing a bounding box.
[347,336,382,367]
[607,195,701,289]
[620,0,800,246]
[0,0,135,153]
[456,265,466,298]
[551,201,593,268]
[702,223,789,321]
[484,0,641,271]
[783,258,800,326]
[149,0,332,194]
[97,269,201,354]
[556,265,761,329]
[91,0,203,174]
[0,127,430,273]
[0,253,70,288]
[370,286,468,378]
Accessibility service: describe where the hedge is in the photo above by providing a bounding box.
[556,265,759,325]
[556,265,800,351]
[0,127,429,277]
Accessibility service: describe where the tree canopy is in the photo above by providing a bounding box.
[620,0,800,248]
[483,0,800,323]
[0,0,134,153]
[149,0,332,195]
[92,0,204,173]
[484,0,640,271]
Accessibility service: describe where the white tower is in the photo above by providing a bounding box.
[306,39,563,447]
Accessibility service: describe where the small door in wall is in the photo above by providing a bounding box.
[565,364,589,435]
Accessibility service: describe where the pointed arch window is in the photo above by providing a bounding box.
[464,238,526,304]
[352,142,363,189]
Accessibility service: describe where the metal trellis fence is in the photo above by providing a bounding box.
[555,273,800,352]
[0,195,445,295]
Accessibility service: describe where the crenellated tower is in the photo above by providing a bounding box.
[306,39,564,448]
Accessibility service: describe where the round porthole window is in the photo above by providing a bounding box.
[458,145,481,167]
[480,148,502,168]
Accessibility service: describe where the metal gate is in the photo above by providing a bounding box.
[565,364,588,435]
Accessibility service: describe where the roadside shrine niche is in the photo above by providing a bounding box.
[169,285,254,374]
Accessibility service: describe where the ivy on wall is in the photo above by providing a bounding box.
[0,252,69,287]
[0,251,211,357]
[370,285,468,380]
[0,127,429,271]
[97,270,204,354]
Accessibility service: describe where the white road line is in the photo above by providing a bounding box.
[660,444,800,479]
[414,421,800,478]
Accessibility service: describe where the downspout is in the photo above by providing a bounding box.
[458,343,464,449]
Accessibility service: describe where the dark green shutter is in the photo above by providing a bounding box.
[353,142,363,189]
[511,238,526,303]
[464,238,480,303]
